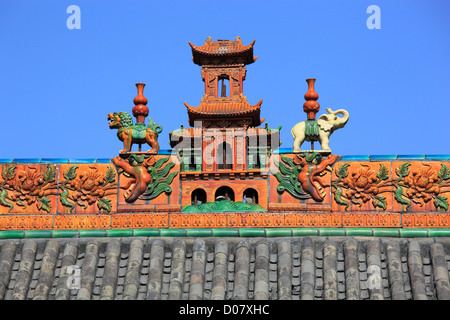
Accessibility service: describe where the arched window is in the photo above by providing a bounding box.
[217,142,232,170]
[219,76,230,97]
[191,188,207,205]
[215,186,235,202]
[243,188,258,204]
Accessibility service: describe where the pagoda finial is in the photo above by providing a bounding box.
[132,83,149,124]
[303,78,320,120]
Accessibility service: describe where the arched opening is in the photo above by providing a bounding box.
[215,186,235,202]
[217,142,232,170]
[243,188,259,205]
[191,188,207,205]
[218,76,230,97]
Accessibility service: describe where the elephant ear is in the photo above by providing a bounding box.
[317,116,333,132]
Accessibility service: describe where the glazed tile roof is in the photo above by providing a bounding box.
[185,99,263,127]
[1,236,450,300]
[189,37,256,65]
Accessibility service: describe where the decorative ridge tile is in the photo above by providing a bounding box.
[370,155,398,160]
[341,155,370,161]
[397,155,426,160]
[425,155,450,160]
[12,158,42,163]
[68,158,97,163]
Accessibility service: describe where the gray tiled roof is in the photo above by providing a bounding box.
[1,236,450,300]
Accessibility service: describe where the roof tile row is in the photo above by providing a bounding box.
[1,236,450,300]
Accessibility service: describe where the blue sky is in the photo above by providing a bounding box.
[1,0,449,158]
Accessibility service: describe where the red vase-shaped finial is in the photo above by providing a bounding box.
[303,78,320,120]
[132,83,149,124]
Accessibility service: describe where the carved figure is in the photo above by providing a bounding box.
[275,152,338,202]
[108,111,162,154]
[291,108,349,152]
[112,154,178,203]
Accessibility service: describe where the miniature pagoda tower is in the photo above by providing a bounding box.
[170,36,280,209]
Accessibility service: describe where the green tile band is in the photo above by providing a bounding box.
[400,229,428,238]
[107,229,133,237]
[319,228,346,236]
[133,229,160,237]
[52,230,79,238]
[0,231,24,239]
[79,229,107,237]
[292,228,319,236]
[24,230,52,238]
[186,229,212,237]
[239,228,265,237]
[2,227,450,239]
[266,228,292,237]
[160,229,186,237]
[345,228,373,237]
[373,228,400,237]
[212,228,239,237]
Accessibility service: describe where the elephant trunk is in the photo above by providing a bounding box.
[331,109,349,128]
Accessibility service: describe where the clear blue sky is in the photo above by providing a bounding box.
[1,0,449,158]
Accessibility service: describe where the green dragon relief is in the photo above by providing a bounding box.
[111,154,178,203]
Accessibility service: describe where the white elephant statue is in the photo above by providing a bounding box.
[291,108,349,152]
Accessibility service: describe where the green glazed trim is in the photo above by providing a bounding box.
[52,230,79,238]
[266,228,292,237]
[186,229,212,237]
[319,228,346,236]
[160,229,186,237]
[292,228,319,236]
[3,227,450,239]
[373,228,400,237]
[0,231,24,239]
[133,229,160,237]
[24,230,52,238]
[79,229,107,237]
[212,228,239,237]
[345,228,373,237]
[400,229,429,238]
[428,229,450,237]
[107,229,133,237]
[239,228,265,237]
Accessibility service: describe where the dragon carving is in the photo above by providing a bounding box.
[275,152,338,202]
[112,154,178,203]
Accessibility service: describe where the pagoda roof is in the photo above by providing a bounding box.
[189,36,257,65]
[184,98,263,127]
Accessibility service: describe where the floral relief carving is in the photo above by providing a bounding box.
[394,163,450,211]
[332,163,390,211]
[59,165,117,213]
[0,165,58,213]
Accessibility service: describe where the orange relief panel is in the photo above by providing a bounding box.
[181,179,268,210]
[284,213,341,228]
[268,154,333,209]
[402,213,450,228]
[227,212,284,228]
[392,162,450,213]
[169,213,227,228]
[0,164,59,215]
[332,161,394,212]
[342,212,401,228]
[58,164,118,214]
[53,214,111,230]
[0,215,53,230]
[117,155,180,207]
[111,213,168,229]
